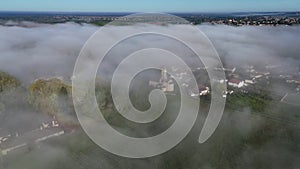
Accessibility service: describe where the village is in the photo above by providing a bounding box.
[149,63,300,104]
[1,62,300,161]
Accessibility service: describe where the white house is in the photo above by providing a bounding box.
[228,79,245,88]
[245,79,255,84]
[199,86,210,96]
[190,85,210,97]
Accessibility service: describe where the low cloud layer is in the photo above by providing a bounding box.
[0,22,299,169]
[200,25,300,67]
[1,22,300,85]
[0,22,98,85]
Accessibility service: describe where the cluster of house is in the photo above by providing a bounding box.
[148,64,300,98]
[190,85,210,97]
[149,66,251,97]
[40,116,60,130]
[149,67,211,96]
[228,79,245,88]
[286,79,300,84]
[0,116,64,156]
[266,64,300,85]
[227,65,273,88]
[193,65,274,97]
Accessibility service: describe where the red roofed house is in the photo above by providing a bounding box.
[228,79,245,88]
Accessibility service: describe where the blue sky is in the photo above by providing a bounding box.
[0,0,299,12]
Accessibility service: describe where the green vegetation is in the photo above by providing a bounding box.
[226,92,271,112]
[0,71,25,116]
[28,78,76,125]
[91,20,110,26]
[0,71,20,92]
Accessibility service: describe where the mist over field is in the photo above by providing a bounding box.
[0,22,98,85]
[0,22,299,169]
[201,25,300,66]
[0,22,300,84]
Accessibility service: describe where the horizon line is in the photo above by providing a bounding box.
[0,10,299,14]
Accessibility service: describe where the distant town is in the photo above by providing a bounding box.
[0,11,300,26]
